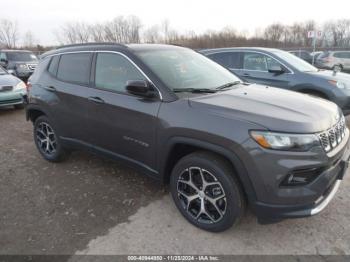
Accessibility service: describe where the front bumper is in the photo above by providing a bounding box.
[0,88,26,106]
[242,129,350,221]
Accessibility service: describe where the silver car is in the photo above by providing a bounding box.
[317,51,350,71]
[0,65,27,109]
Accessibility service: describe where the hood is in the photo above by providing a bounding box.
[189,84,340,133]
[306,70,350,83]
[0,74,21,86]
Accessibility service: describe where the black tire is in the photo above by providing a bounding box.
[170,151,246,232]
[14,103,25,109]
[33,116,69,162]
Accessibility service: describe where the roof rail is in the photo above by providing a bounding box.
[55,42,127,50]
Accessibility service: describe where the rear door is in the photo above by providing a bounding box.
[236,52,293,89]
[87,52,161,170]
[46,52,93,142]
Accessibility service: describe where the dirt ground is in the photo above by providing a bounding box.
[0,107,349,258]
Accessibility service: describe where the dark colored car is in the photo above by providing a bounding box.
[201,47,350,115]
[26,43,350,232]
[289,50,313,64]
[0,50,38,80]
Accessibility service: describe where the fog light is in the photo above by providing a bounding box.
[280,167,323,187]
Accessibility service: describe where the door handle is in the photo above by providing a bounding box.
[243,73,250,77]
[88,96,105,104]
[44,86,56,92]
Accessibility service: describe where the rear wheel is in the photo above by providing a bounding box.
[170,151,245,232]
[34,116,69,162]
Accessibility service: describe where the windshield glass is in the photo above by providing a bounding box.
[6,52,38,62]
[135,48,241,91]
[274,50,317,72]
[0,66,7,75]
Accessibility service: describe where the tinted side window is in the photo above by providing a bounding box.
[208,52,240,69]
[95,53,145,93]
[47,56,60,76]
[243,53,268,71]
[57,53,91,85]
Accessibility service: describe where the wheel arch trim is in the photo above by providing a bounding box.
[160,136,257,203]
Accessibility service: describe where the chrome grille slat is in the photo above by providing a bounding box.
[318,116,347,152]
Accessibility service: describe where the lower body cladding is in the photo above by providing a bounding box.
[241,131,350,223]
[0,88,26,107]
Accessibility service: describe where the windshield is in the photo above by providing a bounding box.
[6,52,38,62]
[274,50,317,72]
[135,48,241,91]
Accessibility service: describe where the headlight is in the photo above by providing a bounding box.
[328,80,347,89]
[14,81,26,90]
[16,64,27,69]
[250,131,320,151]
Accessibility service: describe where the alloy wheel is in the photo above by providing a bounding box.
[36,122,57,155]
[177,167,227,224]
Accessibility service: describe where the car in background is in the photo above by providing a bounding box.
[0,65,27,109]
[201,47,350,114]
[316,51,350,72]
[288,50,313,64]
[311,51,324,61]
[0,50,38,80]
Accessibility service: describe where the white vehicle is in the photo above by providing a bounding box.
[317,51,350,71]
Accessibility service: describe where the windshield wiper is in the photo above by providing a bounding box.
[173,88,217,93]
[215,81,242,90]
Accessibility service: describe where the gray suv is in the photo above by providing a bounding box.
[26,44,350,232]
[201,47,350,115]
[0,50,38,80]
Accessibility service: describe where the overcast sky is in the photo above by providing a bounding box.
[1,0,349,45]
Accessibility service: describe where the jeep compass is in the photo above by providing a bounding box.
[26,43,350,232]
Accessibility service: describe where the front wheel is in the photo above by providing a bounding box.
[170,151,246,232]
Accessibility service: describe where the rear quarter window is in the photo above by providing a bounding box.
[47,56,60,76]
[57,53,92,85]
[208,52,241,69]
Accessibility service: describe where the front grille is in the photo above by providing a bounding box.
[0,86,13,92]
[318,116,347,152]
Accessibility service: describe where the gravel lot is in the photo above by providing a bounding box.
[1,107,350,257]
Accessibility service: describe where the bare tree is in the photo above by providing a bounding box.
[104,15,142,43]
[23,31,37,48]
[143,25,161,43]
[264,23,285,45]
[0,19,19,48]
[56,22,91,44]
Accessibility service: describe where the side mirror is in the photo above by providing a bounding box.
[268,65,285,75]
[126,80,156,98]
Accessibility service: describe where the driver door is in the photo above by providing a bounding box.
[87,52,161,170]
